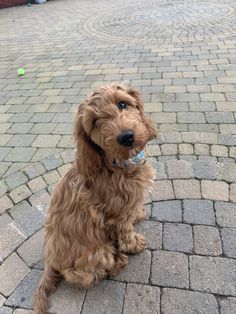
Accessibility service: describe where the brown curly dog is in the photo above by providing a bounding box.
[33,84,157,313]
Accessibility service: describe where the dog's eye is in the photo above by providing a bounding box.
[117,102,127,110]
[93,120,100,128]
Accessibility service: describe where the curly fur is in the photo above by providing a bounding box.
[33,84,157,314]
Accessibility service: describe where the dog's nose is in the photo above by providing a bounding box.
[117,130,134,147]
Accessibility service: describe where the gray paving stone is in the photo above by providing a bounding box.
[13,310,33,314]
[161,144,178,155]
[166,160,193,179]
[0,181,8,197]
[23,163,46,179]
[0,213,25,260]
[0,148,11,161]
[27,176,47,193]
[114,250,151,284]
[49,281,86,314]
[6,135,36,147]
[178,112,206,124]
[206,112,235,123]
[183,200,215,225]
[0,307,12,314]
[173,180,201,199]
[179,144,194,155]
[5,171,28,190]
[0,294,5,307]
[82,280,125,314]
[190,256,236,296]
[151,250,189,288]
[9,201,44,237]
[5,269,42,309]
[163,223,193,253]
[217,163,236,183]
[31,148,63,162]
[5,148,36,162]
[211,145,228,157]
[0,253,30,297]
[215,202,236,228]
[17,228,44,267]
[135,220,162,250]
[192,160,217,180]
[28,190,50,214]
[161,288,219,314]
[219,297,236,314]
[123,284,160,314]
[152,200,182,222]
[151,180,175,201]
[193,225,222,256]
[155,161,167,180]
[221,228,236,258]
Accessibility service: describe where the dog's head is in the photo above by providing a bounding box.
[74,84,157,178]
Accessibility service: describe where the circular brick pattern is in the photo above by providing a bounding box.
[83,1,236,43]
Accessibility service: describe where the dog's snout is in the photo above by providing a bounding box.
[117,130,134,147]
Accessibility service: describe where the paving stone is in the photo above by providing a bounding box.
[215,202,236,228]
[49,281,86,314]
[0,307,12,314]
[43,170,60,185]
[57,135,74,148]
[17,228,44,268]
[8,123,33,134]
[166,160,193,179]
[27,176,47,193]
[182,132,200,143]
[9,185,31,204]
[219,297,236,314]
[30,123,56,134]
[28,190,50,214]
[179,144,194,155]
[123,284,160,314]
[9,201,44,237]
[82,280,125,314]
[32,135,61,148]
[155,162,167,180]
[135,220,162,250]
[152,200,182,222]
[161,288,219,314]
[114,250,151,284]
[0,148,11,161]
[146,145,161,157]
[193,225,222,256]
[151,250,189,288]
[192,160,217,180]
[9,113,33,123]
[6,135,36,147]
[211,145,228,157]
[178,112,206,124]
[229,147,236,158]
[0,213,25,260]
[0,295,5,307]
[0,195,13,215]
[218,134,236,146]
[194,144,209,155]
[13,310,33,314]
[198,155,217,163]
[31,148,63,162]
[163,223,193,253]
[42,155,63,171]
[190,256,236,296]
[57,163,72,177]
[173,180,201,199]
[5,269,42,309]
[5,171,28,190]
[0,253,30,297]
[217,163,236,183]
[221,228,236,259]
[5,148,36,162]
[151,180,175,201]
[23,163,46,179]
[206,112,235,123]
[230,184,236,202]
[183,200,215,225]
[60,149,75,163]
[201,181,229,201]
[161,144,178,155]
[30,113,55,123]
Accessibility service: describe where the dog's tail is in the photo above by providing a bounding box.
[33,265,61,314]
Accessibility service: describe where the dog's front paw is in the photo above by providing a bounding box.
[108,253,128,277]
[119,232,146,254]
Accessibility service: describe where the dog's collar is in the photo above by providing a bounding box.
[111,150,146,169]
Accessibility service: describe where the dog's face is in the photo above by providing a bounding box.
[76,85,157,162]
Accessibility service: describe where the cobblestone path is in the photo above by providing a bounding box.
[0,0,236,313]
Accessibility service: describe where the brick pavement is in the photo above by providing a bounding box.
[0,0,236,313]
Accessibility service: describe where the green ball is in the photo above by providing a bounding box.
[17,68,25,76]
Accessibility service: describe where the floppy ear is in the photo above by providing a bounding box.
[74,104,102,181]
[128,86,157,140]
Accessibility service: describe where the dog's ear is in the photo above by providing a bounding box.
[74,104,102,181]
[128,86,157,140]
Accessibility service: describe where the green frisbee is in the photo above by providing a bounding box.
[17,68,25,76]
